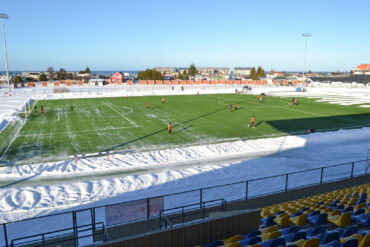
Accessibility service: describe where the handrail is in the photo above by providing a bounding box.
[159,199,227,229]
[10,222,105,247]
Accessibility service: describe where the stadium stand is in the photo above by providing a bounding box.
[195,183,369,247]
[4,163,368,247]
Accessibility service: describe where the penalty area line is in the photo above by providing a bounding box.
[18,126,135,137]
[101,101,138,127]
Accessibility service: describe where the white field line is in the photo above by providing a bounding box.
[18,126,135,137]
[0,100,37,161]
[218,98,325,117]
[101,101,138,127]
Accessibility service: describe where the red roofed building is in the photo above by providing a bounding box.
[353,64,370,75]
[110,72,124,83]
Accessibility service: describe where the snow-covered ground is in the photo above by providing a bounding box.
[0,85,369,246]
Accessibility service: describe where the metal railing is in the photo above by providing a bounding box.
[10,222,105,247]
[159,199,227,229]
[1,159,369,247]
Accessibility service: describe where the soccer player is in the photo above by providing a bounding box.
[168,122,172,135]
[259,96,263,103]
[234,103,238,111]
[41,105,44,113]
[294,99,298,106]
[229,104,233,112]
[34,104,37,113]
[257,95,260,100]
[162,97,165,104]
[248,116,255,128]
[126,95,128,99]
[146,102,150,109]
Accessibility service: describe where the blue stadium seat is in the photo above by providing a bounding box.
[243,230,261,239]
[204,240,223,247]
[261,237,285,247]
[331,225,358,238]
[307,212,328,225]
[303,225,326,237]
[319,231,340,244]
[351,212,370,226]
[238,236,261,246]
[341,238,358,247]
[280,225,299,236]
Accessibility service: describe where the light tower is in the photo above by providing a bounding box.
[302,33,311,85]
[0,13,10,92]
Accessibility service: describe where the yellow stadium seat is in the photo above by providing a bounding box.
[261,230,281,242]
[290,213,308,226]
[224,242,241,247]
[329,209,342,217]
[355,203,365,211]
[223,234,243,244]
[328,212,351,227]
[288,239,305,247]
[260,225,279,234]
[246,244,262,247]
[274,214,291,227]
[340,233,362,243]
[359,233,370,247]
[302,237,320,247]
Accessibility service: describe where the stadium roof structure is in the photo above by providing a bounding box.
[310,75,370,84]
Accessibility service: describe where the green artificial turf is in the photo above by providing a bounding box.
[0,94,369,164]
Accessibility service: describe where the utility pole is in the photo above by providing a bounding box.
[0,13,10,92]
[302,33,311,85]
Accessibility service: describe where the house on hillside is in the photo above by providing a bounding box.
[110,72,124,83]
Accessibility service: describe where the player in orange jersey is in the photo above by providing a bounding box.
[248,116,255,128]
[168,122,172,135]
[146,102,150,109]
[162,97,165,104]
[234,103,238,111]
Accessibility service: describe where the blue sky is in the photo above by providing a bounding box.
[0,0,369,72]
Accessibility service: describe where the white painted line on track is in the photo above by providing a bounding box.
[101,101,138,127]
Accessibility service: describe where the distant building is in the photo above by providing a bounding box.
[21,72,41,80]
[153,67,173,74]
[110,72,124,82]
[234,67,252,77]
[353,64,370,75]
[197,67,230,75]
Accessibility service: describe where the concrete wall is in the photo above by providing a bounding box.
[101,209,260,247]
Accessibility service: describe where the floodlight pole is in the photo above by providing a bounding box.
[1,13,10,92]
[302,33,311,85]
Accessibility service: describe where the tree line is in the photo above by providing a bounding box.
[249,66,266,80]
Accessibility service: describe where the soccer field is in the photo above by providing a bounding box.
[1,94,369,164]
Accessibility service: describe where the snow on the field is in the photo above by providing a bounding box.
[1,85,369,133]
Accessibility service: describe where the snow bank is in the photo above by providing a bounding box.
[0,127,369,222]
